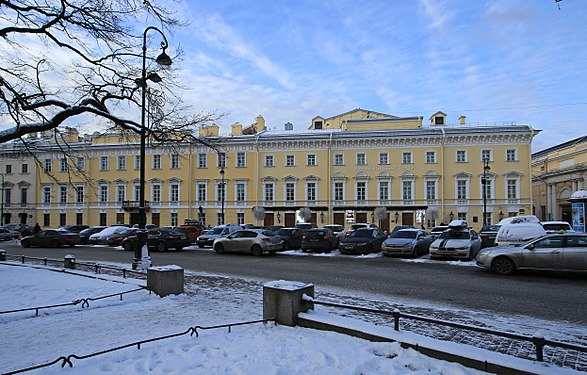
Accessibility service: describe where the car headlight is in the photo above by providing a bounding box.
[455,246,469,250]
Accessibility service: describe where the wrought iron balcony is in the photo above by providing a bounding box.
[121,200,150,212]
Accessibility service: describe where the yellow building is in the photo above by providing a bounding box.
[532,136,587,223]
[2,109,539,232]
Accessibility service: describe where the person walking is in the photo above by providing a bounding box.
[33,223,41,234]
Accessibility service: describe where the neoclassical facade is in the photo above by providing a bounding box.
[532,135,587,223]
[0,109,539,232]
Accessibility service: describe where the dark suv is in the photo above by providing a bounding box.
[122,228,192,252]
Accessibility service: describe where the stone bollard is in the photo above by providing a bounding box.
[263,280,314,326]
[64,254,76,269]
[0,249,6,261]
[147,265,184,297]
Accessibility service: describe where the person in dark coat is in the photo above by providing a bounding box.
[33,223,41,234]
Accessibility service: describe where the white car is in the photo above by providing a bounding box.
[541,221,574,234]
[494,222,546,247]
[89,225,130,245]
[429,220,481,260]
[323,224,346,240]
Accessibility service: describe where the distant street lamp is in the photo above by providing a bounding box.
[133,26,172,271]
[481,158,491,226]
[449,211,454,221]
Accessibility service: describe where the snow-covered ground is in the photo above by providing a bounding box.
[0,259,584,374]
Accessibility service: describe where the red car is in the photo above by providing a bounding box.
[106,228,138,247]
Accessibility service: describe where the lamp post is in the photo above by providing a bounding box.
[0,172,4,226]
[133,26,172,271]
[481,158,491,226]
[220,167,225,225]
[449,211,454,221]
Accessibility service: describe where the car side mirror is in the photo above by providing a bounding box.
[526,244,534,250]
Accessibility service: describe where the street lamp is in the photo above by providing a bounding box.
[0,172,4,226]
[320,212,325,224]
[481,158,491,226]
[133,26,172,271]
[220,167,225,225]
[394,211,400,223]
[449,211,454,221]
[276,212,281,224]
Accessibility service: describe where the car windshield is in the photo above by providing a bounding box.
[209,227,224,235]
[439,230,470,240]
[350,224,366,230]
[392,231,417,239]
[119,228,135,235]
[261,230,276,236]
[276,229,293,235]
[542,223,571,231]
[349,230,372,238]
[325,225,343,231]
[481,225,501,232]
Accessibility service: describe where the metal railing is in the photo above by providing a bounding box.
[3,318,275,375]
[305,296,587,368]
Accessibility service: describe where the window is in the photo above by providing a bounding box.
[59,185,68,204]
[356,181,366,201]
[133,184,140,201]
[458,212,467,221]
[506,149,517,162]
[265,155,274,167]
[152,184,161,202]
[217,182,225,203]
[44,159,52,173]
[379,153,389,165]
[286,155,295,167]
[75,186,84,203]
[116,185,126,203]
[356,153,366,165]
[170,154,180,169]
[217,153,226,168]
[426,180,437,200]
[171,212,178,227]
[334,182,344,202]
[507,179,518,200]
[334,154,344,166]
[100,213,107,226]
[76,157,85,172]
[43,213,50,227]
[198,153,207,168]
[378,181,390,201]
[117,156,126,171]
[152,154,161,169]
[100,156,108,171]
[20,188,27,205]
[457,180,468,200]
[434,116,444,125]
[99,185,108,203]
[285,183,295,201]
[237,212,245,225]
[59,158,68,172]
[426,151,436,164]
[3,188,10,207]
[236,183,245,202]
[264,183,274,202]
[236,152,246,168]
[307,154,316,166]
[197,183,207,202]
[402,181,413,201]
[21,163,28,174]
[314,120,323,129]
[76,213,83,225]
[456,150,467,163]
[170,184,179,202]
[402,152,412,164]
[59,213,67,227]
[43,186,51,204]
[306,182,316,201]
[134,155,141,170]
[481,149,492,162]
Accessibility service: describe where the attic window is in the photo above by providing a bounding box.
[434,116,444,125]
[314,121,323,129]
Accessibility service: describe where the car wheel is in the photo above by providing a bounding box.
[123,241,133,251]
[21,239,30,248]
[282,241,290,251]
[156,241,167,252]
[492,257,516,275]
[251,245,263,256]
[214,243,225,254]
[69,244,76,247]
[50,240,60,248]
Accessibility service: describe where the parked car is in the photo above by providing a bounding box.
[89,225,130,245]
[0,227,20,240]
[275,227,304,250]
[541,221,574,234]
[21,230,80,248]
[213,229,282,256]
[323,224,346,241]
[339,228,387,255]
[382,229,433,257]
[106,228,138,247]
[476,233,587,275]
[294,222,318,232]
[429,221,481,260]
[479,225,501,248]
[163,224,204,244]
[122,228,192,252]
[57,225,89,233]
[196,224,242,248]
[494,222,546,247]
[346,223,378,237]
[3,223,34,237]
[429,225,449,240]
[78,226,107,244]
[301,228,339,253]
[390,225,416,235]
[266,225,284,233]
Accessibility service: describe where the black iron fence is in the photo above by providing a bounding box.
[306,296,587,369]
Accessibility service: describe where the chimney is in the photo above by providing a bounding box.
[199,125,219,137]
[459,115,466,125]
[231,122,243,136]
[284,122,293,131]
[256,115,266,131]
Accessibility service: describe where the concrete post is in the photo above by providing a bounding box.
[147,265,184,297]
[64,254,76,269]
[0,249,6,261]
[263,280,314,326]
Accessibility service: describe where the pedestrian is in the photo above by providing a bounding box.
[33,223,41,234]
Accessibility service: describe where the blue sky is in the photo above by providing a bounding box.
[158,0,587,152]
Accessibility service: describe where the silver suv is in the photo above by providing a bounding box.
[196,224,241,248]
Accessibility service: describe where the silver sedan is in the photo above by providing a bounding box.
[382,229,433,257]
[213,229,282,256]
[476,233,587,275]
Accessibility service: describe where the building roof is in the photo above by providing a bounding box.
[532,135,587,159]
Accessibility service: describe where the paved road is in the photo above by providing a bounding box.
[2,242,586,325]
